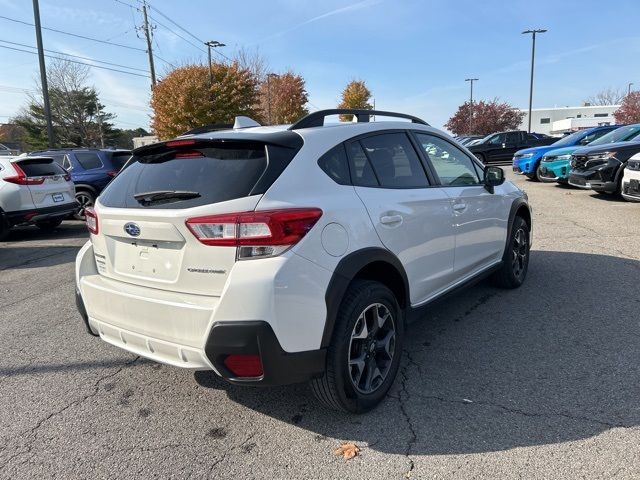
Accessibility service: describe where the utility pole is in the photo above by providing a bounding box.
[32,0,54,147]
[465,78,478,134]
[204,41,226,85]
[629,83,634,95]
[95,101,104,148]
[141,1,156,88]
[522,29,547,133]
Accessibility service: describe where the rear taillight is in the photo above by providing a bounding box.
[3,163,45,185]
[174,150,204,158]
[63,173,71,181]
[106,170,118,178]
[186,208,322,259]
[85,207,99,234]
[223,354,263,378]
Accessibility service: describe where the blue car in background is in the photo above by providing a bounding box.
[28,148,131,219]
[512,125,620,181]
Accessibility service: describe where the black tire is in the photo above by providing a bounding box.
[492,216,530,289]
[534,165,544,182]
[74,190,95,221]
[310,280,404,413]
[35,218,64,232]
[0,216,10,242]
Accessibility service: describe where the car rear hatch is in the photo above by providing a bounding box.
[90,135,302,297]
[10,157,74,208]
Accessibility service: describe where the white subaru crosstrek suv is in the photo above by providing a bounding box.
[621,152,640,202]
[1,155,77,240]
[75,110,532,413]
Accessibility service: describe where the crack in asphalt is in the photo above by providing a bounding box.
[206,431,257,479]
[0,280,75,311]
[410,392,631,430]
[397,354,418,478]
[0,355,141,473]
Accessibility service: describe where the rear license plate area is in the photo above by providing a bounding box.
[52,193,64,203]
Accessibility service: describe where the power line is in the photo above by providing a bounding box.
[0,44,150,78]
[147,14,206,55]
[0,39,149,73]
[0,14,146,52]
[145,4,231,61]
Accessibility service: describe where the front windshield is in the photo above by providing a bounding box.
[551,130,586,147]
[588,125,640,146]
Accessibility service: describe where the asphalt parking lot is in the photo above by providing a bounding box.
[1,172,639,479]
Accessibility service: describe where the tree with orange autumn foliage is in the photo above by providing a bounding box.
[259,72,309,125]
[337,80,373,121]
[150,63,259,139]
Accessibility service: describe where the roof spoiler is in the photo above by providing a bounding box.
[289,109,429,130]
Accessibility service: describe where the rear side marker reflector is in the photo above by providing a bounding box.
[186,208,323,258]
[223,354,263,378]
[85,207,99,234]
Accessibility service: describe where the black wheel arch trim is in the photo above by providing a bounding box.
[504,197,532,258]
[74,184,98,195]
[321,247,410,348]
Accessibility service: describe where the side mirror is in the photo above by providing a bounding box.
[484,166,505,193]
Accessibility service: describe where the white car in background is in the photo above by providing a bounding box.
[0,155,77,240]
[621,152,640,202]
[75,109,532,413]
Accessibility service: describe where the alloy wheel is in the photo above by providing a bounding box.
[512,227,529,280]
[75,192,93,221]
[348,303,396,394]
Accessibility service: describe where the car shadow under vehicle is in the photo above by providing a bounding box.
[195,250,640,456]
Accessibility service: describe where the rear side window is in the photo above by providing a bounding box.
[16,158,67,177]
[75,152,103,170]
[106,151,132,170]
[347,142,378,187]
[318,144,350,185]
[360,133,429,188]
[415,133,481,186]
[99,143,269,209]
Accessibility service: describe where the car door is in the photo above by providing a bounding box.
[413,132,508,277]
[483,133,507,163]
[348,131,456,304]
[502,132,522,161]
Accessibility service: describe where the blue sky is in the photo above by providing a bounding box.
[1,0,639,131]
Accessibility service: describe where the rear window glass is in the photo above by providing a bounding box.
[347,142,378,187]
[106,151,132,170]
[75,152,103,170]
[17,158,67,177]
[99,143,269,209]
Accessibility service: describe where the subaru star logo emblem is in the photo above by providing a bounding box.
[124,222,141,237]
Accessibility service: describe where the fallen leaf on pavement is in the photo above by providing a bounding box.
[334,442,360,460]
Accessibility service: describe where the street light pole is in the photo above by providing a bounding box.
[522,29,547,133]
[32,0,54,147]
[204,40,226,85]
[629,83,634,95]
[465,78,478,134]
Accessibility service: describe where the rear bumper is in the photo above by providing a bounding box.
[75,241,331,385]
[5,202,77,226]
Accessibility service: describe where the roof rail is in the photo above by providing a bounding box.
[289,109,429,130]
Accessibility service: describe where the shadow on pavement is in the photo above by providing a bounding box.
[0,222,87,270]
[195,250,640,455]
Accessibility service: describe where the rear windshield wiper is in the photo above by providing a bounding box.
[133,190,201,206]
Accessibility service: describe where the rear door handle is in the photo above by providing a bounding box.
[380,214,403,225]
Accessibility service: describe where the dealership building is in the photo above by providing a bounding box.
[518,104,620,135]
